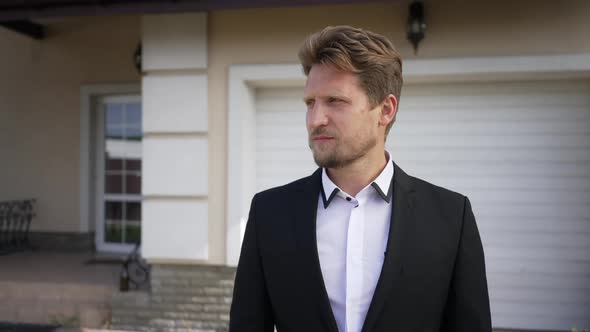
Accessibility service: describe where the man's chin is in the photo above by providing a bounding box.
[312,152,342,169]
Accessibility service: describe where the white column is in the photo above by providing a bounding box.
[141,13,209,261]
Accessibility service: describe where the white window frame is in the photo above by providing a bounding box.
[226,54,590,266]
[95,95,143,253]
[79,84,140,253]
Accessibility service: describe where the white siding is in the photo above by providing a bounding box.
[255,87,316,192]
[254,79,590,331]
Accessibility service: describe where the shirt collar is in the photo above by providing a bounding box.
[320,151,395,209]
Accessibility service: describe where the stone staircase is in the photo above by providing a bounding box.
[110,265,235,332]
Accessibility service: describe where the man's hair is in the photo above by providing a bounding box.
[298,25,403,137]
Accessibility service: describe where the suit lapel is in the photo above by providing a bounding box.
[362,162,416,332]
[293,168,340,332]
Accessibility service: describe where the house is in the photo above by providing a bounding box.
[1,0,589,331]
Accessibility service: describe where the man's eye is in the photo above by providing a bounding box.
[328,98,342,104]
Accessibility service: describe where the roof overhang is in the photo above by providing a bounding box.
[0,0,395,21]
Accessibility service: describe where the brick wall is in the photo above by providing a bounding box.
[111,264,235,332]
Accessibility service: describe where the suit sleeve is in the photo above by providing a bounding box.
[441,196,492,332]
[229,194,275,332]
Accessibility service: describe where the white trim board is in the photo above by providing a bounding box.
[225,53,590,266]
[79,84,140,234]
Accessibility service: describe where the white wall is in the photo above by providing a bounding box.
[140,13,211,262]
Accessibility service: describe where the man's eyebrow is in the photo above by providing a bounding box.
[327,95,352,102]
[303,94,351,103]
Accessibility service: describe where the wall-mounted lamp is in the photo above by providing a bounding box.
[407,0,426,54]
[133,43,142,74]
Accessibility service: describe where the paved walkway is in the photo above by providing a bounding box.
[0,251,121,328]
[0,322,59,332]
[0,322,136,332]
[0,251,120,285]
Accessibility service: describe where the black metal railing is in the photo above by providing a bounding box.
[120,243,151,291]
[0,199,35,254]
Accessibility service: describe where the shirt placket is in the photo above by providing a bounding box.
[345,195,364,332]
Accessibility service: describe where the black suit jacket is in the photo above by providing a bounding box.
[230,163,492,332]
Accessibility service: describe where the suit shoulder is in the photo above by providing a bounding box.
[406,174,468,219]
[411,175,465,202]
[254,174,313,203]
[406,173,471,235]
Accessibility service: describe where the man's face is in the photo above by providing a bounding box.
[304,63,381,169]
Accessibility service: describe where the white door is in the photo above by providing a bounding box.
[254,79,590,331]
[95,95,143,253]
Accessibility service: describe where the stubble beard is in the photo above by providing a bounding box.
[309,132,377,169]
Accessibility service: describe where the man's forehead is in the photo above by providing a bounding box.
[304,65,360,96]
[303,85,350,98]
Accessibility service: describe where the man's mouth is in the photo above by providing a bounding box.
[312,136,334,142]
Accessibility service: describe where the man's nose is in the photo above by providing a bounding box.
[307,104,329,128]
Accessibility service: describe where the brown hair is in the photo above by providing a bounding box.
[298,25,403,136]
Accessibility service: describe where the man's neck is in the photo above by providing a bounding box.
[326,149,388,197]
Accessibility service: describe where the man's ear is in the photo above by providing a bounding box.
[380,94,398,127]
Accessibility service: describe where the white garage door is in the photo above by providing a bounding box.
[254,79,590,331]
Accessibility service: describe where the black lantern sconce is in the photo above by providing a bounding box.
[407,0,426,54]
[133,43,142,74]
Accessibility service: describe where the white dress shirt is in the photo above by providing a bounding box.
[316,152,394,332]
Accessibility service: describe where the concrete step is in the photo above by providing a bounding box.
[0,280,115,328]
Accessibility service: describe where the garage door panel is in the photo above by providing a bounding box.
[257,115,305,126]
[398,161,590,177]
[389,134,590,149]
[474,204,590,219]
[474,191,590,205]
[481,231,590,250]
[479,217,590,233]
[392,121,590,135]
[393,148,590,162]
[489,270,590,288]
[400,79,590,100]
[491,306,589,330]
[408,176,590,192]
[256,126,307,138]
[486,257,590,277]
[486,245,590,261]
[399,106,590,121]
[490,287,590,305]
[255,79,590,330]
[475,202,590,218]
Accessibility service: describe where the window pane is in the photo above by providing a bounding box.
[106,104,124,139]
[125,103,142,127]
[106,157,123,171]
[125,224,141,244]
[125,159,141,171]
[125,173,141,194]
[125,202,141,244]
[105,222,123,243]
[126,202,141,221]
[105,174,122,194]
[105,201,123,243]
[105,201,123,220]
[106,126,124,139]
[125,126,142,140]
[106,104,123,124]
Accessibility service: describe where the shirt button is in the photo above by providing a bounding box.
[346,197,351,201]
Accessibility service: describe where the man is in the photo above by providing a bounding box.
[230,25,491,332]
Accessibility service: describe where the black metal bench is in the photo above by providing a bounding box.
[0,199,35,255]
